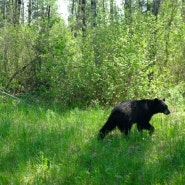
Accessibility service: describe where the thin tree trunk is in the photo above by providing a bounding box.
[152,0,161,17]
[81,0,86,33]
[28,0,32,25]
[91,0,98,64]
[71,0,75,15]
[110,0,114,21]
[91,0,97,27]
[77,0,86,33]
[13,0,21,25]
[124,0,132,23]
[21,0,24,23]
[2,0,6,19]
[102,0,105,12]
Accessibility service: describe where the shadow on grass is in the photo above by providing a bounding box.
[73,126,185,185]
[73,132,151,185]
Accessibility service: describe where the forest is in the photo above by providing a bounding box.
[1,0,185,184]
[0,0,185,106]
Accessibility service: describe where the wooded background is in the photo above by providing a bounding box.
[0,0,185,106]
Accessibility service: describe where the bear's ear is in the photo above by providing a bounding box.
[162,98,165,102]
[154,98,159,102]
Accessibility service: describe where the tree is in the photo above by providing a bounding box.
[77,0,86,33]
[91,0,97,27]
[124,0,132,23]
[152,0,161,16]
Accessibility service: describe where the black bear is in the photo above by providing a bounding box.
[98,98,170,139]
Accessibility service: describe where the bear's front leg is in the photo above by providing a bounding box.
[137,122,155,135]
[148,124,155,135]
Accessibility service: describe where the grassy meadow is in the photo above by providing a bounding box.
[0,98,185,185]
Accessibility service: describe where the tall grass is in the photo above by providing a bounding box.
[0,98,185,185]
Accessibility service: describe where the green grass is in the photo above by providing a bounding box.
[0,98,185,185]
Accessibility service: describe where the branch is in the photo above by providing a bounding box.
[5,62,32,89]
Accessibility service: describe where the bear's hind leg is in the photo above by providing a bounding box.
[98,118,116,140]
[117,123,132,137]
[115,113,132,137]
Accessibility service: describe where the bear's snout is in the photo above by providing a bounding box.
[164,109,170,115]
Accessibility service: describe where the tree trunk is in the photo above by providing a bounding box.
[152,0,161,16]
[77,0,86,33]
[21,0,24,23]
[110,0,114,21]
[124,0,132,23]
[81,0,86,33]
[91,0,97,27]
[13,0,21,25]
[2,0,6,19]
[71,0,75,15]
[28,0,32,25]
[102,0,105,13]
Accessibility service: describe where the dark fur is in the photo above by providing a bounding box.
[98,98,170,139]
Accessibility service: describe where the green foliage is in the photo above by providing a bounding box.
[0,1,185,106]
[1,99,185,184]
[166,83,185,109]
[50,19,163,106]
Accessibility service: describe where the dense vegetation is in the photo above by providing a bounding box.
[0,0,185,106]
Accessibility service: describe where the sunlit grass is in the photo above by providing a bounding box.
[0,98,185,184]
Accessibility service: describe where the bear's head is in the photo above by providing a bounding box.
[153,98,170,115]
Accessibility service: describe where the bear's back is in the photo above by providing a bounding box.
[112,99,153,116]
[112,100,133,114]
